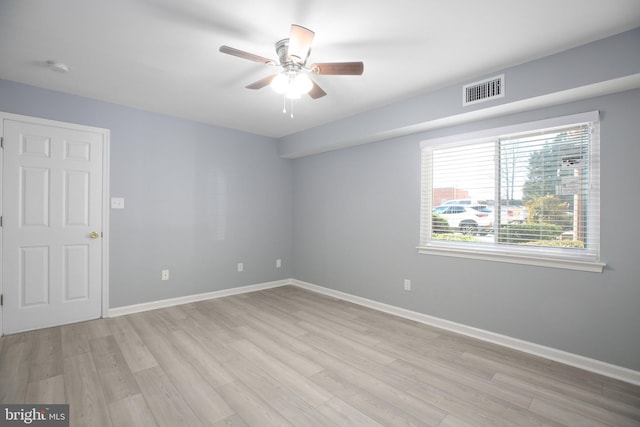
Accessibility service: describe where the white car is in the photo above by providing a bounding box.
[442,199,487,206]
[433,204,494,235]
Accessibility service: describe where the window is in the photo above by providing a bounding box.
[419,112,604,272]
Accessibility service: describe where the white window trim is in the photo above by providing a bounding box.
[417,246,605,273]
[420,111,599,150]
[418,111,605,273]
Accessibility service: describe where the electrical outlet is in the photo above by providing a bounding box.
[237,262,244,272]
[162,270,169,281]
[276,259,282,268]
[404,279,411,291]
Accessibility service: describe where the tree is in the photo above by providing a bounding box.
[527,195,572,229]
[501,142,518,202]
[522,149,556,202]
[521,131,587,209]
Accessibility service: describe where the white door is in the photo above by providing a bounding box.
[2,116,107,334]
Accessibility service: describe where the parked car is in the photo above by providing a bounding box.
[433,204,494,235]
[442,199,488,206]
[500,205,528,224]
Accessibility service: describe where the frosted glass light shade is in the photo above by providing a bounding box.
[293,73,313,94]
[270,73,289,94]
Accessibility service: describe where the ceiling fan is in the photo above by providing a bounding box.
[219,24,364,103]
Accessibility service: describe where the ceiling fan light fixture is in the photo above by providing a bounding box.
[293,73,313,94]
[270,73,289,94]
[220,23,364,114]
[271,71,312,99]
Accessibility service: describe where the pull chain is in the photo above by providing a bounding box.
[281,95,295,118]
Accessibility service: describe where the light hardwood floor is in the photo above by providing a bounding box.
[1,285,639,426]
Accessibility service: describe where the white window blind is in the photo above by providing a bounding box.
[419,112,604,272]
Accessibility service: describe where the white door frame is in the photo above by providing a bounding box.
[0,112,110,335]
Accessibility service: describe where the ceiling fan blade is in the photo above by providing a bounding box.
[311,62,364,75]
[219,45,275,64]
[287,24,315,63]
[245,75,276,90]
[308,80,327,99]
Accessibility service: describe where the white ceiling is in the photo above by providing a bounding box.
[1,0,639,138]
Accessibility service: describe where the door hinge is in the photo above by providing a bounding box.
[0,216,2,227]
[0,294,3,306]
[0,136,3,149]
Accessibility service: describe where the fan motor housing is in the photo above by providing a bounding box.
[275,39,290,64]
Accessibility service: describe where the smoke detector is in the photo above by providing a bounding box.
[46,61,70,73]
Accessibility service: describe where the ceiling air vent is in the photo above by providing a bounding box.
[463,74,504,106]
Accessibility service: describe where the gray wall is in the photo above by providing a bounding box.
[291,89,640,372]
[0,80,293,308]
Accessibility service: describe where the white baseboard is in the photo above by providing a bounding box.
[108,279,289,317]
[106,277,640,386]
[290,279,640,387]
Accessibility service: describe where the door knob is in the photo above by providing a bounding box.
[90,231,100,239]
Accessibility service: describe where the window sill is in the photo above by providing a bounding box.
[417,246,605,273]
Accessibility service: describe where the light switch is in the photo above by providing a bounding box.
[111,198,125,209]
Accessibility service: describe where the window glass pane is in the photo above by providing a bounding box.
[499,124,590,249]
[432,141,495,207]
[431,141,495,238]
